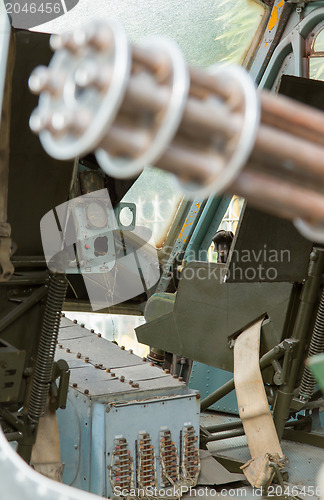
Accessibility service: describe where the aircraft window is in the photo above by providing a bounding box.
[213,0,266,64]
[313,28,324,52]
[309,27,324,81]
[121,167,183,248]
[33,0,265,67]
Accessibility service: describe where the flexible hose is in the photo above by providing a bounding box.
[28,273,68,422]
[299,287,324,401]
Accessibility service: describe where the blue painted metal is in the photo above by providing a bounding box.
[188,362,238,415]
[57,388,200,497]
[57,391,92,491]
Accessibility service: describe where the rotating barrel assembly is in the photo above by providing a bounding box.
[29,20,324,242]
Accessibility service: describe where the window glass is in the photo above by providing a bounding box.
[34,0,265,67]
[309,58,324,81]
[309,28,324,81]
[313,28,324,52]
[121,167,182,248]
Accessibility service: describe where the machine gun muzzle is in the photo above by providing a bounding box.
[29,19,324,242]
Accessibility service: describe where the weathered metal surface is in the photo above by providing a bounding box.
[226,206,313,283]
[0,340,25,403]
[56,318,188,398]
[56,319,200,497]
[7,30,74,256]
[136,266,294,372]
[189,363,238,414]
[197,449,244,485]
[59,335,145,370]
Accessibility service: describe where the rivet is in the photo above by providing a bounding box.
[164,369,170,374]
[142,357,147,362]
[173,374,178,379]
[120,376,125,382]
[61,313,65,317]
[178,377,184,382]
[106,368,111,373]
[84,357,89,363]
[150,362,154,367]
[132,383,139,388]
[81,323,85,328]
[58,344,63,349]
[196,393,201,400]
[84,389,89,395]
[121,346,125,350]
[97,333,102,338]
[73,319,78,324]
[129,380,133,385]
[111,372,115,377]
[66,348,71,353]
[72,383,78,388]
[76,352,81,358]
[129,349,133,354]
[99,364,103,368]
[91,329,95,333]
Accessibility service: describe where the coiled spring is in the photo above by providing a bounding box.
[299,288,324,401]
[28,273,68,422]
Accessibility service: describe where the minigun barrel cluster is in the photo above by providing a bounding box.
[29,20,324,242]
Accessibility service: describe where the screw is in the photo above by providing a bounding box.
[84,357,89,363]
[120,376,125,382]
[84,389,89,395]
[73,319,78,324]
[66,348,71,353]
[76,352,81,358]
[72,383,78,388]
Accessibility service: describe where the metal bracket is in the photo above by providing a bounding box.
[0,235,14,281]
[49,359,70,412]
